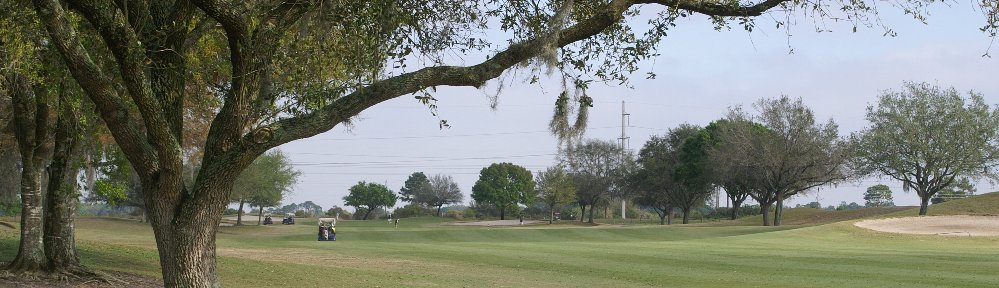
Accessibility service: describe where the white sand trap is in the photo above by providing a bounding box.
[855,215,999,236]
[449,220,542,226]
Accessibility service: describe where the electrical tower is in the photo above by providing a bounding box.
[619,101,630,219]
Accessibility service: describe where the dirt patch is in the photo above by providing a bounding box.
[0,270,161,288]
[855,215,999,236]
[448,220,543,226]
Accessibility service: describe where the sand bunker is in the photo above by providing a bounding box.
[855,215,999,236]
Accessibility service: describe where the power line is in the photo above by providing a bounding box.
[309,126,620,141]
[292,153,556,166]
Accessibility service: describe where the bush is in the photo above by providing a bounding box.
[325,207,352,219]
[393,204,431,218]
[224,207,239,215]
[445,210,464,220]
[0,201,21,217]
[462,208,477,219]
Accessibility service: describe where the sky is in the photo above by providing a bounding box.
[274,3,999,213]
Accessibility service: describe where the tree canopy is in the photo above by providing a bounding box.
[399,172,431,203]
[344,182,397,220]
[852,82,999,215]
[231,150,300,225]
[535,166,577,224]
[471,162,535,220]
[863,184,894,207]
[560,138,631,223]
[422,174,464,217]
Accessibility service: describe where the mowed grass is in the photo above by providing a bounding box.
[1,195,998,287]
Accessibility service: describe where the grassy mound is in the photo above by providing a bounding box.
[883,191,999,217]
[702,206,911,227]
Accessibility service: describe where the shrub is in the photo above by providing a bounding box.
[393,204,431,218]
[445,210,463,220]
[0,201,21,217]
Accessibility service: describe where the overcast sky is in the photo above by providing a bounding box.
[274,3,998,213]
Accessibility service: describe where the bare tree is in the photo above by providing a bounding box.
[561,139,630,223]
[424,174,463,217]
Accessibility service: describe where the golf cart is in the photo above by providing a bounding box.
[262,214,273,225]
[281,213,295,225]
[317,217,337,241]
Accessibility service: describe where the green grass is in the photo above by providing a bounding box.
[2,196,999,287]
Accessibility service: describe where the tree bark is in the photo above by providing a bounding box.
[7,72,50,272]
[681,207,690,224]
[236,200,245,225]
[730,199,744,220]
[436,205,443,217]
[499,204,506,220]
[44,100,86,273]
[257,207,264,225]
[774,194,784,226]
[918,195,929,216]
[9,162,46,272]
[666,206,673,225]
[579,204,586,222]
[761,202,771,226]
[363,206,374,220]
[587,205,595,224]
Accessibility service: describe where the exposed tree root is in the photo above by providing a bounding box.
[1,265,120,286]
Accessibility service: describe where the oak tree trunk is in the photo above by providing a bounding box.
[7,72,50,272]
[579,205,586,222]
[499,204,506,220]
[918,195,929,216]
[44,102,85,273]
[236,200,245,225]
[9,165,46,272]
[666,206,673,225]
[587,205,595,224]
[146,182,228,288]
[730,199,744,220]
[761,202,771,227]
[681,207,690,224]
[774,195,784,226]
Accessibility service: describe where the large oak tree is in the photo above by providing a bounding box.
[852,82,999,215]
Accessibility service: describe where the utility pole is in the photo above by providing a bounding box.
[618,101,630,219]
